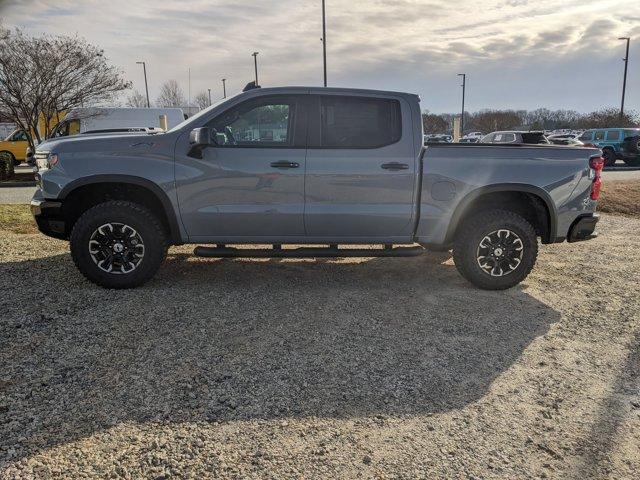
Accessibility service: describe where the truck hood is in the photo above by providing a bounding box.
[37,132,169,154]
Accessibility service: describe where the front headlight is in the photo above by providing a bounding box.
[47,153,59,168]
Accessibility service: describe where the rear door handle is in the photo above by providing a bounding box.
[381,162,409,170]
[270,161,300,169]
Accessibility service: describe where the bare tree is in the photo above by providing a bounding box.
[156,80,185,108]
[194,91,210,110]
[126,90,149,108]
[469,110,522,133]
[580,108,638,129]
[0,27,131,150]
[422,113,449,134]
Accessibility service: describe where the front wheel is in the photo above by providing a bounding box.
[70,201,168,289]
[453,209,538,290]
[602,148,616,167]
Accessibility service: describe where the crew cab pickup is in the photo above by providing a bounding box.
[31,87,603,290]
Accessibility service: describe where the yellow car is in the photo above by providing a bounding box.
[0,129,30,166]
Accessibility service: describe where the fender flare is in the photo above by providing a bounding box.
[445,183,557,244]
[59,174,183,244]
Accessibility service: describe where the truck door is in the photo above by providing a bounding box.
[175,94,309,240]
[303,94,417,240]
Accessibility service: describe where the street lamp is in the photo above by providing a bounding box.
[618,37,630,119]
[222,78,227,98]
[252,52,259,86]
[136,61,150,108]
[457,73,466,138]
[322,0,327,87]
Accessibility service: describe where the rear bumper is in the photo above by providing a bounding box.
[30,190,67,240]
[567,214,599,243]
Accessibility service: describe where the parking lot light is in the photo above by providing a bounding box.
[618,37,630,120]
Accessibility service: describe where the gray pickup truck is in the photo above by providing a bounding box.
[31,86,603,290]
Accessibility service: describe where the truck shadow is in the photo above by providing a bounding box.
[0,249,560,463]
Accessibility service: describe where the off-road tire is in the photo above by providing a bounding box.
[453,209,538,290]
[0,151,19,167]
[602,148,616,167]
[70,201,168,289]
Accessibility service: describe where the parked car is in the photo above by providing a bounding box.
[547,134,583,146]
[462,131,483,140]
[458,137,481,143]
[0,128,29,166]
[31,86,602,291]
[481,131,550,145]
[48,107,185,139]
[424,134,452,144]
[578,128,640,166]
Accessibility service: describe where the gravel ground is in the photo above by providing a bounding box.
[1,213,639,479]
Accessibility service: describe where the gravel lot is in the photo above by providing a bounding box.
[1,214,639,479]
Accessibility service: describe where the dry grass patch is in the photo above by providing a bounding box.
[599,180,640,218]
[0,204,38,234]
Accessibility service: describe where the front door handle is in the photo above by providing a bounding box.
[381,162,409,170]
[270,161,300,169]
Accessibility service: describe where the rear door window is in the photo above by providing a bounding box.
[494,133,515,143]
[605,130,620,141]
[315,96,401,148]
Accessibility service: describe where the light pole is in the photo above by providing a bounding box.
[222,78,227,98]
[322,0,327,87]
[136,61,150,108]
[207,88,212,106]
[458,73,466,137]
[252,52,259,86]
[619,37,630,120]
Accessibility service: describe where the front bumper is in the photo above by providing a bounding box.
[567,214,599,243]
[30,190,66,240]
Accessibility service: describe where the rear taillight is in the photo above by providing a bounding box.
[589,155,604,200]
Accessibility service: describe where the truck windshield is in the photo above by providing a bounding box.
[168,95,237,133]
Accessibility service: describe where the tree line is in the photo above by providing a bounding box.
[423,108,640,135]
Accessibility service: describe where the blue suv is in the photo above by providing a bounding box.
[578,128,640,166]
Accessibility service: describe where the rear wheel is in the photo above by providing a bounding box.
[453,209,538,290]
[602,148,616,167]
[70,201,168,289]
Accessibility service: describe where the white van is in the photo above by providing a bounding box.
[48,108,185,138]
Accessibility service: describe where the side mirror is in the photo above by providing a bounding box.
[188,127,213,158]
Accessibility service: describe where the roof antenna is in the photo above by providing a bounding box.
[243,81,261,92]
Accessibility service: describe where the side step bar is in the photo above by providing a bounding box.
[193,245,426,258]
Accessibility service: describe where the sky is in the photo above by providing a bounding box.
[1,0,639,113]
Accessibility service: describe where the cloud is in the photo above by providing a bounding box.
[0,0,638,113]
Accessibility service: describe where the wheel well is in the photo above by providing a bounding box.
[451,191,552,244]
[61,183,176,242]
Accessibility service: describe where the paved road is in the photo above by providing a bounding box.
[602,170,640,181]
[0,186,36,204]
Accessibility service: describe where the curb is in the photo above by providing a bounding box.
[0,181,37,188]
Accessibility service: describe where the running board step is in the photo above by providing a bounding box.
[193,245,426,258]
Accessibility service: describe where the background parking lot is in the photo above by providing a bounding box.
[1,212,639,478]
